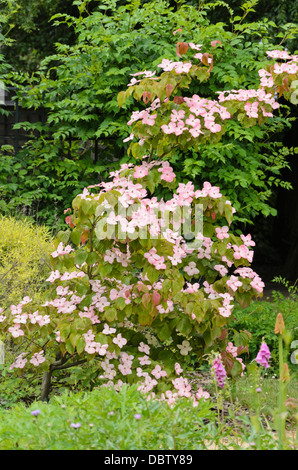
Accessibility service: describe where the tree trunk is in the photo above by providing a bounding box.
[40,368,52,402]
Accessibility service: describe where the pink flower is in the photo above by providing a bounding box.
[37,315,51,327]
[255,342,271,369]
[138,355,151,366]
[154,257,167,270]
[189,42,203,50]
[134,166,149,179]
[211,356,226,388]
[158,166,176,182]
[13,313,28,324]
[118,363,132,376]
[266,49,292,60]
[214,264,228,277]
[102,323,116,335]
[183,261,200,276]
[96,343,109,356]
[240,233,255,247]
[8,324,24,338]
[175,362,183,375]
[51,242,74,258]
[171,109,185,122]
[195,388,210,400]
[112,334,127,348]
[142,111,157,126]
[226,342,238,357]
[46,270,61,282]
[9,353,27,369]
[226,275,243,292]
[123,133,134,142]
[151,364,167,379]
[215,226,229,240]
[172,377,192,397]
[30,351,46,366]
[232,244,251,260]
[250,276,265,293]
[138,342,150,355]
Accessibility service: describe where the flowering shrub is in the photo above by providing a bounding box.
[1,39,297,402]
[118,42,298,162]
[0,156,263,401]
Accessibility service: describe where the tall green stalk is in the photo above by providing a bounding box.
[275,313,291,450]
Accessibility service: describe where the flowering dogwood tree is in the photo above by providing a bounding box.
[0,39,297,402]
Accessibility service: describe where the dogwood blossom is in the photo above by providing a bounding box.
[177,340,192,356]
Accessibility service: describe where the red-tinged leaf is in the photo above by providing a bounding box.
[211,40,221,48]
[176,41,189,57]
[219,328,228,341]
[81,229,89,245]
[283,76,290,92]
[65,215,74,228]
[166,83,174,98]
[173,96,184,104]
[141,292,152,309]
[142,91,151,104]
[152,291,161,306]
[237,344,249,356]
[201,53,213,72]
[221,350,235,375]
[125,289,130,298]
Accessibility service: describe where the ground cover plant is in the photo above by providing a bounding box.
[0,327,297,450]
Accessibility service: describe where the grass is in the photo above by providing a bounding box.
[0,381,295,451]
[0,364,297,450]
[230,373,298,418]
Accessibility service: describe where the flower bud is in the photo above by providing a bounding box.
[274,313,285,335]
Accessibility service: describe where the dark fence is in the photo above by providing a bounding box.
[0,85,46,153]
[0,85,103,162]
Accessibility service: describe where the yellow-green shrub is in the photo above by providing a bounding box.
[0,216,53,308]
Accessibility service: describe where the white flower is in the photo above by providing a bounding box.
[177,340,192,356]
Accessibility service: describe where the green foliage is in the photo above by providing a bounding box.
[0,384,218,450]
[230,292,298,371]
[0,0,76,72]
[0,215,53,308]
[0,379,296,450]
[0,363,41,408]
[1,0,296,230]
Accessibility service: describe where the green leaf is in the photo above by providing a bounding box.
[59,323,71,342]
[65,338,75,355]
[86,251,99,265]
[57,230,71,244]
[117,90,128,108]
[71,229,82,246]
[76,337,86,355]
[157,323,172,341]
[146,265,160,283]
[105,307,117,322]
[69,332,81,348]
[176,316,193,336]
[74,249,88,265]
